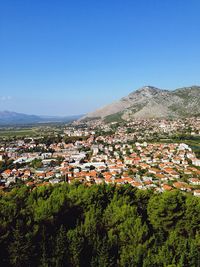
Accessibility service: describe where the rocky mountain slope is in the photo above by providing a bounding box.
[83,86,200,122]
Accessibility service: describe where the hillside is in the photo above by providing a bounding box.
[0,111,41,124]
[0,184,199,267]
[83,86,200,122]
[0,111,82,125]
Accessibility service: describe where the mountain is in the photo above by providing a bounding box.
[83,86,200,122]
[0,111,83,125]
[0,111,41,124]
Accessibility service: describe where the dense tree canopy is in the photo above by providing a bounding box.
[0,184,199,267]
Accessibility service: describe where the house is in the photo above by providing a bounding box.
[149,168,161,175]
[173,182,191,191]
[193,190,200,197]
[2,169,12,178]
[5,177,16,187]
[132,181,143,189]
[155,173,168,181]
[192,158,200,166]
[188,178,200,186]
[24,170,31,177]
[115,178,126,185]
[26,181,35,187]
[35,173,46,179]
[50,178,60,184]
[132,157,141,165]
[162,184,173,191]
[170,172,180,179]
[46,171,54,179]
[21,175,29,181]
[124,157,133,165]
[122,177,133,183]
[94,177,104,184]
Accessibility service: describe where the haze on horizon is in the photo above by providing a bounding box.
[1,0,200,116]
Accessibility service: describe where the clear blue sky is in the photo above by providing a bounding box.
[1,0,200,116]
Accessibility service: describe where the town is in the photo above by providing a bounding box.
[0,117,200,197]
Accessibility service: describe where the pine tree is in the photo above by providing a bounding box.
[53,225,68,267]
[8,221,33,267]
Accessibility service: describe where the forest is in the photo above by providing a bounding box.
[0,183,199,267]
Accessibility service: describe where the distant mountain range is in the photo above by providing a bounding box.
[82,85,200,122]
[0,111,82,125]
